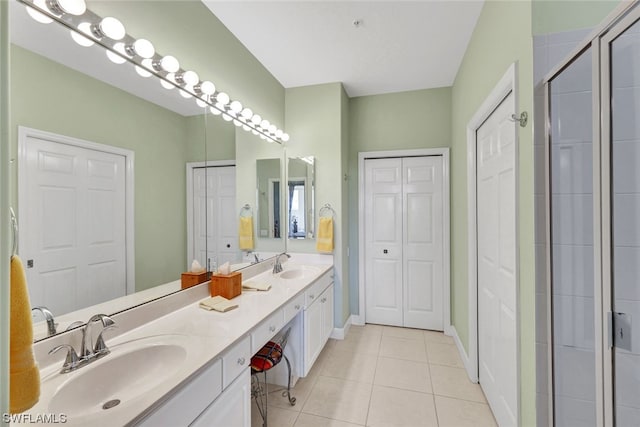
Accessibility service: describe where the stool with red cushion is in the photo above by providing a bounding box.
[250,328,296,427]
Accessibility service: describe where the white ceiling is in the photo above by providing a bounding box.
[202,1,484,97]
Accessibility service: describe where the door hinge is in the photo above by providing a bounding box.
[610,311,632,351]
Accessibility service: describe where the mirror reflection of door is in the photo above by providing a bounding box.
[288,179,306,238]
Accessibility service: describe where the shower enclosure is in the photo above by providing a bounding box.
[544,2,640,425]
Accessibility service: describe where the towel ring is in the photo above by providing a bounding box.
[319,203,336,219]
[10,207,18,257]
[240,204,253,218]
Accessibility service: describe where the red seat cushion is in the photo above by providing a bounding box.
[251,341,283,372]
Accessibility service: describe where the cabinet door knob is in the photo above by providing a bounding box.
[237,357,245,365]
[269,325,276,332]
[321,298,327,303]
[295,304,301,310]
[227,244,231,248]
[309,294,315,299]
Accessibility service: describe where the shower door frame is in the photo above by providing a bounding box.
[544,2,640,426]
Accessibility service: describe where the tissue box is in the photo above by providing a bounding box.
[210,271,242,299]
[181,271,209,289]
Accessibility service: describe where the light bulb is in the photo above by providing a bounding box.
[127,39,154,58]
[252,130,259,136]
[268,124,277,134]
[209,106,222,116]
[160,73,175,90]
[222,113,233,122]
[241,108,253,120]
[180,89,192,99]
[160,55,180,73]
[216,92,230,106]
[52,0,86,15]
[70,22,94,47]
[281,133,290,142]
[97,17,125,40]
[135,59,153,77]
[260,119,270,129]
[196,97,208,108]
[106,43,127,64]
[242,125,251,132]
[251,114,262,125]
[275,129,284,138]
[181,71,199,86]
[199,81,215,95]
[230,100,242,113]
[26,0,53,23]
[260,134,267,140]
[233,119,242,127]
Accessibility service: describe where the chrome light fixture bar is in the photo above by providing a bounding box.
[19,0,290,144]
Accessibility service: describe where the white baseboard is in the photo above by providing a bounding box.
[351,315,364,326]
[331,315,353,340]
[449,325,477,383]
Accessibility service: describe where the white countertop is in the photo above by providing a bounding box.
[23,257,333,426]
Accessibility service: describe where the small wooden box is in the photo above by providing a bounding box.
[181,271,209,289]
[210,271,242,299]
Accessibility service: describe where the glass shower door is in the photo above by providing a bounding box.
[608,14,640,426]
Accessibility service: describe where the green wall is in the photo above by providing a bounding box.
[1,0,10,419]
[347,87,452,314]
[9,46,204,292]
[450,1,535,425]
[532,0,623,35]
[285,83,349,327]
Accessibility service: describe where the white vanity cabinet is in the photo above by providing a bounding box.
[190,368,251,427]
[303,271,334,376]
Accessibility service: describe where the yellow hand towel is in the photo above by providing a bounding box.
[239,216,254,250]
[10,255,40,414]
[316,217,334,253]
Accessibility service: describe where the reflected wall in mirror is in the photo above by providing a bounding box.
[9,1,240,341]
[256,158,282,239]
[287,156,315,239]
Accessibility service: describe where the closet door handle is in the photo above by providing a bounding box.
[383,249,388,254]
[227,244,231,248]
[237,357,245,365]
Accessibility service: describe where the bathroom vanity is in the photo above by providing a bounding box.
[23,256,334,426]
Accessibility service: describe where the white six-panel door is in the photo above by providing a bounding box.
[364,156,444,330]
[476,91,518,426]
[21,134,127,316]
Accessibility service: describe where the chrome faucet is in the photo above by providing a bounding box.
[48,314,116,374]
[247,251,260,264]
[272,252,291,274]
[32,306,57,336]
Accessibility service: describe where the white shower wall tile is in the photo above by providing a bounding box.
[551,194,593,246]
[551,142,593,194]
[554,346,596,401]
[613,87,640,141]
[553,295,595,349]
[613,246,640,301]
[613,193,640,247]
[550,91,593,143]
[612,140,640,194]
[547,28,592,45]
[612,30,640,88]
[617,405,640,427]
[552,244,594,298]
[554,395,597,427]
[550,49,592,94]
[614,352,640,409]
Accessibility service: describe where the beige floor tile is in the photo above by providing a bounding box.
[435,395,497,427]
[294,413,364,427]
[382,326,424,341]
[374,357,432,393]
[423,330,455,345]
[322,349,378,383]
[267,373,317,411]
[366,385,438,427]
[350,324,384,337]
[379,335,428,362]
[252,400,299,427]
[333,331,381,355]
[426,342,464,368]
[302,376,372,425]
[430,365,487,403]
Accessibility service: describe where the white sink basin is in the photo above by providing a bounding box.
[278,265,321,280]
[47,335,188,419]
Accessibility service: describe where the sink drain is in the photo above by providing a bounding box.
[102,399,121,410]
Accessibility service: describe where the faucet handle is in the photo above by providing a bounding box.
[93,323,117,357]
[49,344,81,373]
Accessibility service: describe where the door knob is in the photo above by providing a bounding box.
[383,249,388,254]
[227,244,231,248]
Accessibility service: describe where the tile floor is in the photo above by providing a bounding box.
[251,324,497,427]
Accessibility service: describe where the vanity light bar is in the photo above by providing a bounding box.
[20,0,290,144]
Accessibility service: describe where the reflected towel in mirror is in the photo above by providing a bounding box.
[10,255,40,413]
[239,216,254,250]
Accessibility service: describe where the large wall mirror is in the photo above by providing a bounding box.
[287,156,315,240]
[10,0,245,341]
[256,158,282,240]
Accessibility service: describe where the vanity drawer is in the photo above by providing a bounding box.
[305,271,333,307]
[284,293,305,323]
[222,335,250,388]
[251,309,284,354]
